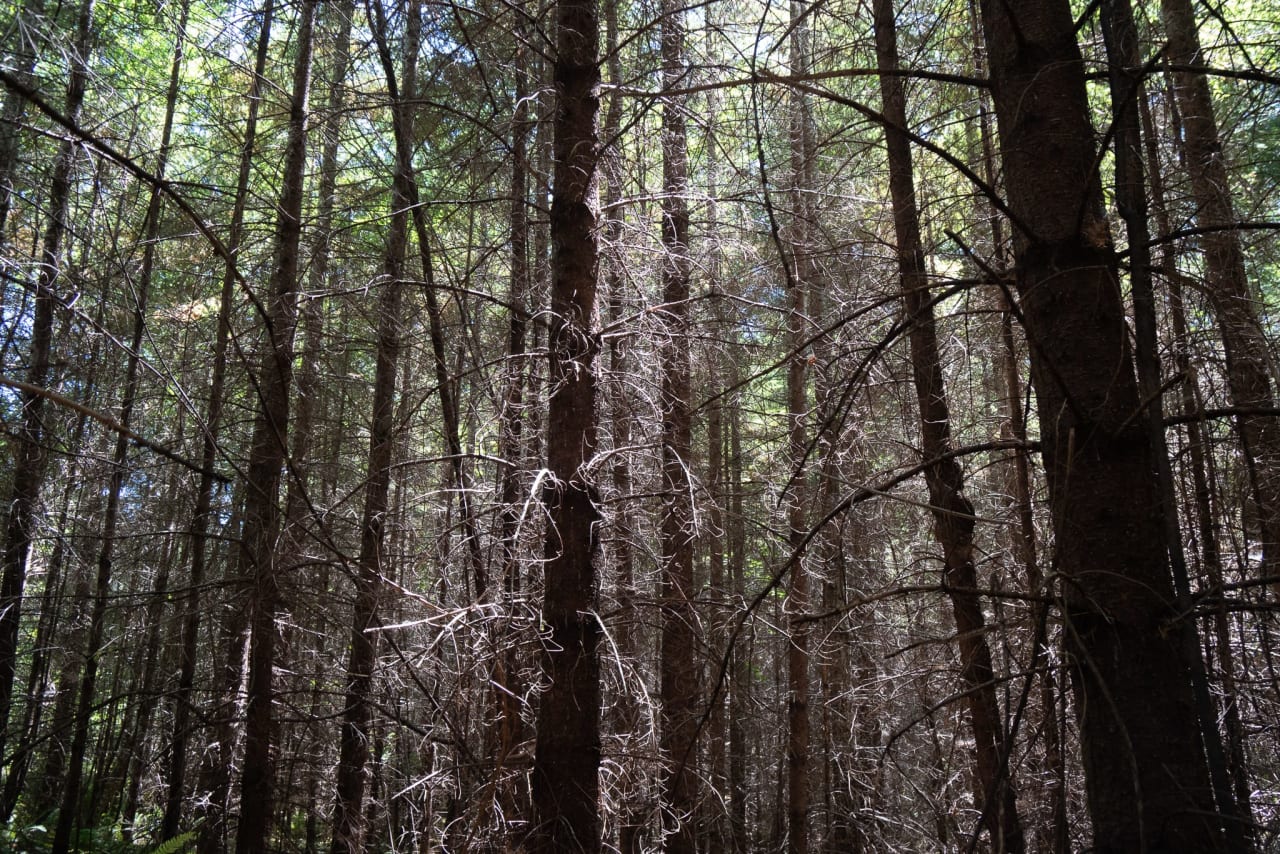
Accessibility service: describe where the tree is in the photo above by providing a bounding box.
[873,1,1023,848]
[234,3,317,850]
[1161,0,1280,593]
[0,0,1277,850]
[977,0,1225,848]
[528,0,604,845]
[0,0,92,784]
[330,2,417,849]
[658,0,698,847]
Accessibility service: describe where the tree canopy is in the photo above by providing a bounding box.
[0,0,1278,851]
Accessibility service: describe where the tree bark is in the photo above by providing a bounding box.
[1141,78,1259,840]
[329,3,416,850]
[872,2,1024,850]
[178,3,275,845]
[785,7,812,851]
[0,0,88,767]
[658,0,697,848]
[1101,2,1246,847]
[528,0,603,844]
[0,0,46,245]
[233,4,317,851]
[1160,0,1280,592]
[977,1,1225,849]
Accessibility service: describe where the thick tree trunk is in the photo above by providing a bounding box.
[528,0,603,844]
[658,0,697,848]
[234,3,317,850]
[872,2,1023,850]
[978,1,1225,850]
[1102,2,1245,848]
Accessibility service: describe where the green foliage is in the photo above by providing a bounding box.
[147,831,196,854]
[0,819,194,854]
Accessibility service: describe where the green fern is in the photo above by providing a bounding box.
[147,831,196,854]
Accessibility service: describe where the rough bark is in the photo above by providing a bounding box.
[977,1,1225,850]
[329,2,415,850]
[658,0,697,848]
[1160,0,1280,590]
[873,1,1024,850]
[785,6,812,851]
[1102,2,1245,847]
[0,0,46,244]
[233,3,316,850]
[177,3,276,846]
[0,0,87,766]
[4,5,91,838]
[527,0,603,844]
[601,0,643,847]
[1141,80,1259,840]
[489,3,533,841]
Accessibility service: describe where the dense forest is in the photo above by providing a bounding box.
[1,0,1279,851]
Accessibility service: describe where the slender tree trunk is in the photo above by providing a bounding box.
[0,0,91,767]
[1141,83,1258,837]
[0,0,46,244]
[172,3,276,843]
[234,4,317,851]
[785,7,813,851]
[872,2,1024,849]
[528,0,603,844]
[599,0,643,848]
[703,41,729,849]
[977,1,1224,849]
[120,479,184,839]
[1160,0,1280,591]
[30,6,96,850]
[728,383,749,854]
[0,396,92,822]
[658,0,697,848]
[492,9,531,823]
[279,0,354,630]
[330,3,417,850]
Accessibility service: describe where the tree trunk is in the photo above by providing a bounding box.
[233,3,316,850]
[0,0,89,767]
[491,7,532,824]
[1101,2,1245,848]
[977,1,1224,849]
[528,0,603,844]
[330,2,416,850]
[1160,0,1280,591]
[170,2,276,843]
[0,0,46,244]
[872,2,1024,850]
[785,7,813,851]
[658,0,697,848]
[1141,79,1258,839]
